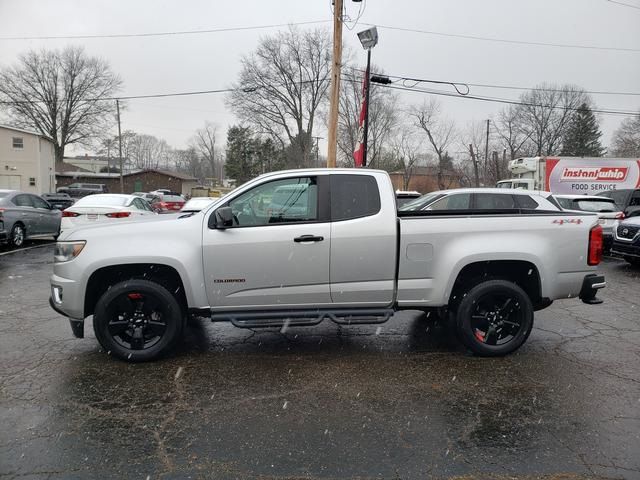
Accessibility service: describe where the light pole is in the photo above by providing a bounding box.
[356,26,378,167]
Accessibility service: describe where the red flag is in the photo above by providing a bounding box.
[353,64,370,168]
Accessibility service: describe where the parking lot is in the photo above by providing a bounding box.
[1,243,639,479]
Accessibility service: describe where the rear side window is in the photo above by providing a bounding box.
[13,194,33,207]
[514,195,540,209]
[331,175,380,221]
[475,193,517,209]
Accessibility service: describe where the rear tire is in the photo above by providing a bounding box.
[455,279,534,357]
[93,279,184,362]
[9,223,25,248]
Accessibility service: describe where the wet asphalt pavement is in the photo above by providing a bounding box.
[1,243,639,480]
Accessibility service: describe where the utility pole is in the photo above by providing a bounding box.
[484,119,490,180]
[312,136,323,167]
[116,99,124,193]
[469,144,480,187]
[362,48,372,168]
[326,0,343,168]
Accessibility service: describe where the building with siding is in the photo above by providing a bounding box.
[0,125,55,194]
[55,169,198,196]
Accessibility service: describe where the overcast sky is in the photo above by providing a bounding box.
[1,0,639,157]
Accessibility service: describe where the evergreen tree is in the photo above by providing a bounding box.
[561,103,605,156]
[224,126,261,184]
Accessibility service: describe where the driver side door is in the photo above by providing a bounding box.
[203,175,332,310]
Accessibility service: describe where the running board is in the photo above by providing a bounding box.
[211,308,394,329]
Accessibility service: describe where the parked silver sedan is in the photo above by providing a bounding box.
[0,189,62,248]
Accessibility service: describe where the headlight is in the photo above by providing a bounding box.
[54,241,86,263]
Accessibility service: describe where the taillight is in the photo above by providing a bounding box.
[62,211,80,217]
[615,212,625,220]
[588,225,603,266]
[105,212,131,218]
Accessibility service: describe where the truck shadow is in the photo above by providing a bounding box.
[174,312,463,357]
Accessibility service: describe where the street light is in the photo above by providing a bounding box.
[355,26,378,168]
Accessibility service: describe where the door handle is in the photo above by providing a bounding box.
[293,235,324,243]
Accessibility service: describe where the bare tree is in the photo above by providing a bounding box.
[129,134,169,170]
[390,125,424,190]
[411,99,456,190]
[493,105,534,160]
[193,122,222,181]
[0,46,122,163]
[226,27,331,168]
[172,147,205,181]
[611,112,640,157]
[338,65,399,169]
[515,84,589,156]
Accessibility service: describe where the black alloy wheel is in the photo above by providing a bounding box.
[93,279,183,362]
[455,279,534,357]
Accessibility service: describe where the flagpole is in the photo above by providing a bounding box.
[362,48,372,168]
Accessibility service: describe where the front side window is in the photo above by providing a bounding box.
[12,137,23,149]
[331,174,380,220]
[229,176,317,227]
[629,190,640,207]
[31,195,50,209]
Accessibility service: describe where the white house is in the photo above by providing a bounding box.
[0,125,55,194]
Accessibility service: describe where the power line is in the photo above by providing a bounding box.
[378,83,639,117]
[0,20,330,41]
[0,79,323,105]
[341,74,638,117]
[362,23,640,53]
[372,72,640,97]
[607,0,640,10]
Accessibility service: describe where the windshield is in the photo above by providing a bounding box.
[74,195,128,206]
[162,195,184,202]
[575,199,619,212]
[399,192,443,211]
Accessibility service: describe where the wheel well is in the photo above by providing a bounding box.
[84,264,187,317]
[449,260,542,308]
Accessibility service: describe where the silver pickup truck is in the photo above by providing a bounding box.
[49,169,606,361]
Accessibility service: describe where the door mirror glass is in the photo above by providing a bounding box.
[213,207,234,229]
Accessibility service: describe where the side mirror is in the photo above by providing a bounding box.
[211,206,234,229]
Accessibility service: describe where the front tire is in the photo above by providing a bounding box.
[455,279,534,357]
[624,256,640,267]
[9,223,25,248]
[93,279,184,362]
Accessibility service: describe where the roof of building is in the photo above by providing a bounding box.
[0,124,54,142]
[55,161,93,173]
[55,168,197,181]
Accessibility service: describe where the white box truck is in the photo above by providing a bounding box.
[496,157,640,195]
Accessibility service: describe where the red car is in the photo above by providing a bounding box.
[151,194,185,213]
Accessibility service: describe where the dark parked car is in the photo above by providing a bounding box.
[57,183,109,198]
[0,190,61,248]
[611,216,640,266]
[41,193,75,210]
[597,189,640,218]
